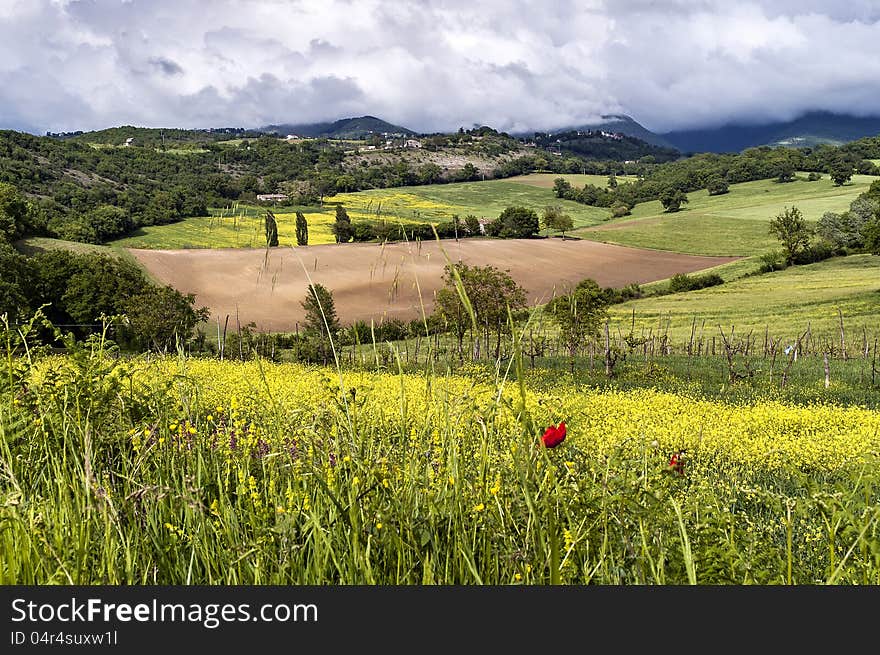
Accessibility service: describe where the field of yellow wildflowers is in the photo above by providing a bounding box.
[1,330,879,584]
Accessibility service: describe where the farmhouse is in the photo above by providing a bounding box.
[404,139,422,149]
[256,193,289,202]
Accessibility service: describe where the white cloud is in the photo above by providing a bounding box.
[0,0,877,134]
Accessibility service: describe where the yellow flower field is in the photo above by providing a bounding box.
[7,352,880,585]
[86,358,880,475]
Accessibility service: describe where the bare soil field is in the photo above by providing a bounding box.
[128,238,739,331]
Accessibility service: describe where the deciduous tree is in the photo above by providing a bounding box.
[769,206,812,265]
[547,278,609,369]
[541,205,574,239]
[489,206,539,238]
[659,188,688,212]
[829,160,854,187]
[706,174,729,196]
[433,263,527,358]
[123,286,209,352]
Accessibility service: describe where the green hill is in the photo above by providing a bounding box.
[577,174,877,256]
[609,254,880,344]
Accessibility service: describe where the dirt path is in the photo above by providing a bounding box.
[128,238,739,331]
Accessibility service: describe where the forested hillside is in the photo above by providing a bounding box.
[2,124,879,247]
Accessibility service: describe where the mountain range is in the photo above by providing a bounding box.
[660,112,880,153]
[265,111,880,153]
[39,110,880,154]
[554,111,880,154]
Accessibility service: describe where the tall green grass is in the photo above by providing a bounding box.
[1,311,879,584]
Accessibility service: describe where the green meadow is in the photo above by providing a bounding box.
[609,254,880,343]
[576,175,876,256]
[111,172,876,253]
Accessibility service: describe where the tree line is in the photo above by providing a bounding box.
[768,179,880,266]
[552,140,880,215]
[1,183,207,351]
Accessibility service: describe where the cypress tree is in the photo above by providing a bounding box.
[295,211,309,246]
[265,210,279,247]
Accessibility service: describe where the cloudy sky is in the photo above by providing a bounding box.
[1,0,879,135]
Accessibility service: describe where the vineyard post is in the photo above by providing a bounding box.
[688,316,696,357]
[236,307,242,361]
[221,314,229,361]
[718,326,739,384]
[838,308,847,361]
[781,329,808,389]
[604,319,613,377]
[872,336,878,386]
[769,338,778,384]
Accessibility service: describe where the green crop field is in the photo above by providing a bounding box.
[608,254,880,343]
[576,175,876,256]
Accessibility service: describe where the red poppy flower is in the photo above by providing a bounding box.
[668,451,685,476]
[541,422,567,448]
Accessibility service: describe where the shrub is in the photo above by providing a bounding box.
[668,272,724,293]
[601,283,645,304]
[433,221,460,239]
[757,250,788,273]
[792,241,844,265]
[351,221,377,242]
[611,202,630,218]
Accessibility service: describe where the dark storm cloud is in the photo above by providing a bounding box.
[0,0,877,134]
[149,57,184,76]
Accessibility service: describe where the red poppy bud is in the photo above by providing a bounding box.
[541,422,567,448]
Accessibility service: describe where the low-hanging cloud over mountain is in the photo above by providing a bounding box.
[1,0,879,134]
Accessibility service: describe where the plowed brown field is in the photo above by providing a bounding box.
[129,238,738,331]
